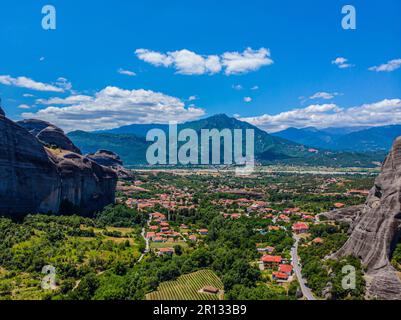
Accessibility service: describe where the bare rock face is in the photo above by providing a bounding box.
[321,205,363,225]
[37,126,82,154]
[0,115,61,216]
[87,149,133,180]
[332,137,401,300]
[0,112,117,217]
[51,152,117,216]
[0,106,5,117]
[17,119,81,154]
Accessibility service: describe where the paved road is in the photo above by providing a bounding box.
[291,235,316,300]
[138,218,151,263]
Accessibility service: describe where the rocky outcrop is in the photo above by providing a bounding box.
[50,152,117,216]
[87,150,133,180]
[37,126,82,154]
[321,205,363,225]
[331,138,401,300]
[0,106,5,117]
[17,119,81,154]
[0,115,61,216]
[0,111,117,217]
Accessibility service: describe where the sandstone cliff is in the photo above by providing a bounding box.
[0,111,117,217]
[332,138,401,300]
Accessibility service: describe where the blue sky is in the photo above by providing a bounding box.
[0,0,400,132]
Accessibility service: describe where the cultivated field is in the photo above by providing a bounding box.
[146,269,224,300]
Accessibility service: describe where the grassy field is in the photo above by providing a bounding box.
[146,269,224,300]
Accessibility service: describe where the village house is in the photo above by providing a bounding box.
[272,271,289,282]
[292,222,309,234]
[146,232,156,240]
[158,247,174,256]
[256,245,275,254]
[334,202,345,209]
[278,214,290,223]
[302,214,315,221]
[279,264,293,276]
[312,237,324,244]
[153,236,165,243]
[261,255,283,268]
[202,286,220,295]
[199,229,208,235]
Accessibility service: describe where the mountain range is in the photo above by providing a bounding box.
[272,125,401,152]
[68,114,385,168]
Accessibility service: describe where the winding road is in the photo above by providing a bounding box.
[138,217,151,263]
[291,235,316,300]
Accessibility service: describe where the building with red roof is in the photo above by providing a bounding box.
[279,264,293,275]
[261,255,283,267]
[272,272,289,281]
[292,222,309,234]
[158,247,174,256]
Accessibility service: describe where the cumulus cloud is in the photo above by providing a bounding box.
[332,57,354,69]
[222,48,273,75]
[118,68,137,76]
[309,91,340,100]
[244,97,252,103]
[0,75,65,92]
[369,59,401,72]
[251,86,259,90]
[241,99,401,132]
[24,86,205,132]
[135,47,273,75]
[17,104,31,109]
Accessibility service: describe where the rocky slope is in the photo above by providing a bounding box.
[17,119,81,154]
[331,138,401,299]
[0,112,61,216]
[0,110,117,217]
[87,150,133,180]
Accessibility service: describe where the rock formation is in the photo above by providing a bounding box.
[331,138,401,300]
[17,119,82,154]
[87,149,133,180]
[50,151,117,216]
[321,205,363,225]
[0,115,61,216]
[0,111,117,217]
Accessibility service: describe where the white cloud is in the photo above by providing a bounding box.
[17,104,31,109]
[244,97,252,103]
[309,91,340,100]
[222,47,273,75]
[25,86,205,132]
[135,49,173,67]
[251,86,259,90]
[188,95,198,101]
[241,99,401,132]
[23,93,35,98]
[369,59,401,72]
[0,75,64,92]
[135,47,273,75]
[55,77,72,91]
[332,57,354,69]
[36,95,93,105]
[118,68,137,76]
[39,57,45,62]
[232,84,243,90]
